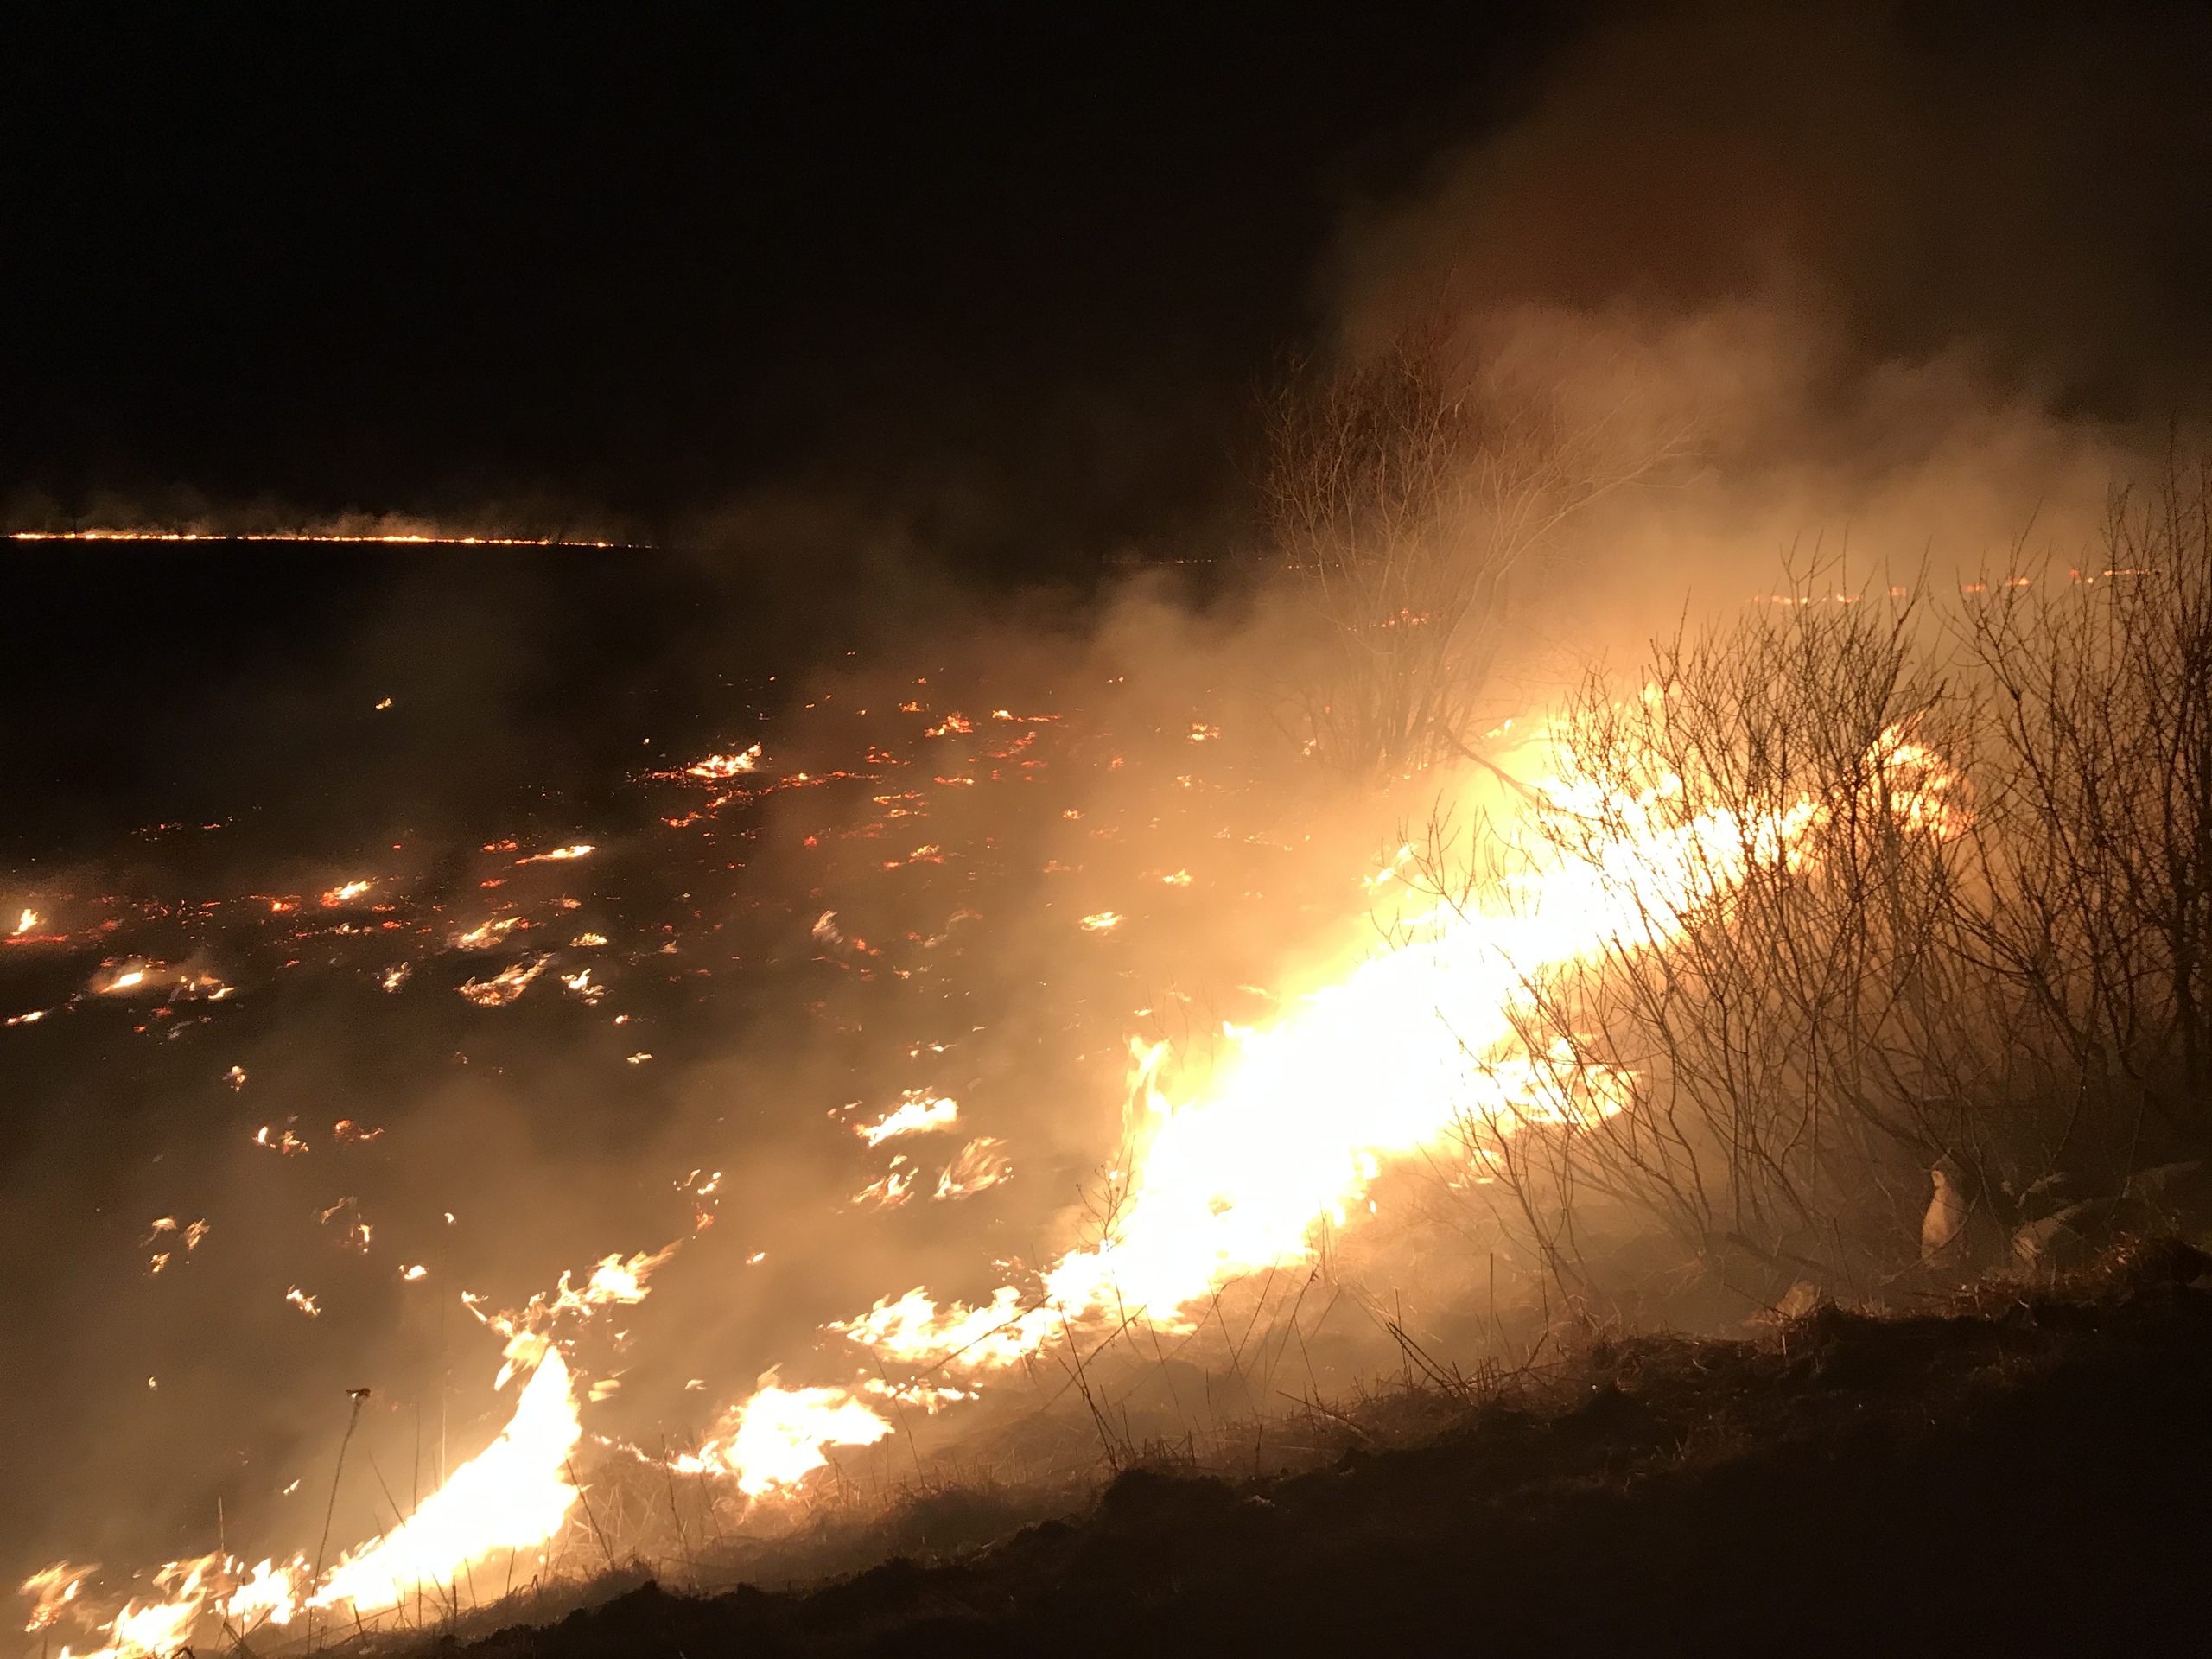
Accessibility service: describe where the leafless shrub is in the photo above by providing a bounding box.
[1412,459,2212,1300]
[1260,315,1662,778]
[1953,460,2212,1177]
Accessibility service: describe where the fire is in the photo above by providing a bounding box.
[320,880,372,906]
[6,530,622,547]
[457,956,549,1007]
[685,745,761,779]
[677,1379,892,1498]
[855,1090,959,1146]
[310,1351,583,1615]
[220,1558,302,1627]
[516,843,594,865]
[23,667,1971,1594]
[100,1554,221,1659]
[22,1562,91,1631]
[935,1137,1012,1199]
[817,725,1946,1397]
[13,908,38,936]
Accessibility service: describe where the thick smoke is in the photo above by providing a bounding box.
[1319,0,2212,657]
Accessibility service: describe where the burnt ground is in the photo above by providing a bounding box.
[442,1240,2212,1658]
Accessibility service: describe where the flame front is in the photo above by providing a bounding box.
[310,1350,582,1615]
[826,727,1945,1383]
[18,708,1964,1613]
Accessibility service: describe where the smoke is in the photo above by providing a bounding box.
[1313,0,2212,658]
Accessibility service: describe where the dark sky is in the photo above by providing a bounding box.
[0,5,1565,569]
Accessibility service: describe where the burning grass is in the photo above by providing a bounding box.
[16,455,2212,1654]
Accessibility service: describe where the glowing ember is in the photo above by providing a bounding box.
[685,745,761,779]
[457,956,550,1007]
[21,1561,92,1632]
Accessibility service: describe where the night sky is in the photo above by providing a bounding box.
[8,4,2212,859]
[0,6,1563,566]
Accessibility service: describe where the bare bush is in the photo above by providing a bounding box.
[1414,461,2212,1300]
[1260,316,1650,779]
[1955,461,2212,1174]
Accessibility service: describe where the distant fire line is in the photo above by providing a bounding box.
[7,531,639,549]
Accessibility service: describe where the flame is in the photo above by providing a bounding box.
[319,880,372,907]
[27,702,1966,1581]
[22,1561,92,1632]
[685,745,760,779]
[457,956,550,1007]
[855,1090,959,1146]
[97,1554,222,1659]
[13,908,38,936]
[677,1379,892,1498]
[7,530,622,547]
[825,724,1953,1378]
[561,1245,678,1311]
[453,917,525,950]
[220,1558,302,1628]
[310,1351,582,1615]
[516,844,594,865]
[852,1164,915,1208]
[935,1137,1012,1199]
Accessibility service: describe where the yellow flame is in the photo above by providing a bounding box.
[855,1091,959,1147]
[310,1351,582,1614]
[21,1562,92,1632]
[685,746,760,779]
[220,1559,301,1628]
[677,1381,892,1498]
[827,727,1950,1376]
